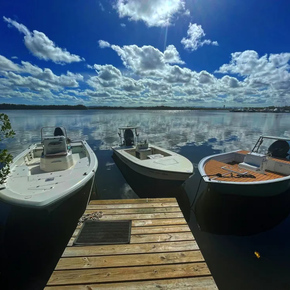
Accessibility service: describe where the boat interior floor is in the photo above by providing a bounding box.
[204,150,290,183]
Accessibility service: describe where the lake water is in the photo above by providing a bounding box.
[2,109,290,289]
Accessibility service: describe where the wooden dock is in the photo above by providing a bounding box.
[45,198,217,289]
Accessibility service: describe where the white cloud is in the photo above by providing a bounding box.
[198,70,215,84]
[163,66,193,83]
[3,17,84,64]
[181,23,218,51]
[0,57,84,97]
[164,45,184,64]
[121,77,144,92]
[0,55,19,72]
[110,44,183,75]
[87,64,123,89]
[94,64,122,81]
[98,40,111,48]
[114,0,187,27]
[216,50,290,91]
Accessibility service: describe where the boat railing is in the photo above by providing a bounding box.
[41,126,68,142]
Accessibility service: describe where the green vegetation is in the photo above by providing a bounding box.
[0,114,15,185]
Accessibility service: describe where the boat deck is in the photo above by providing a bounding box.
[45,198,217,289]
[204,150,289,183]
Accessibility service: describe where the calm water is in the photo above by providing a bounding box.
[3,109,290,290]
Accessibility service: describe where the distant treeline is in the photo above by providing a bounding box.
[88,106,227,110]
[0,104,87,110]
[2,103,289,111]
[0,104,227,111]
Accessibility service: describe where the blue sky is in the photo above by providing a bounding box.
[1,0,290,107]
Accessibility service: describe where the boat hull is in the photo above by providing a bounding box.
[198,150,290,197]
[204,177,290,197]
[112,146,193,184]
[0,172,96,289]
[0,140,98,208]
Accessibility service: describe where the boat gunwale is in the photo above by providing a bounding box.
[198,150,290,186]
[112,144,193,176]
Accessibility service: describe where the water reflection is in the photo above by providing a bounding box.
[4,110,290,160]
[112,153,191,221]
[194,182,290,236]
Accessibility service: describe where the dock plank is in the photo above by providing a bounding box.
[86,201,179,210]
[48,262,210,285]
[46,198,217,289]
[63,240,199,257]
[45,276,217,289]
[89,198,177,204]
[68,232,194,246]
[72,224,191,239]
[55,251,204,270]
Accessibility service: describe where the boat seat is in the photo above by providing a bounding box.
[43,136,68,157]
[239,152,267,173]
[148,154,164,160]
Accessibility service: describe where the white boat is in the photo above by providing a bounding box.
[198,135,290,196]
[112,126,193,185]
[0,127,98,209]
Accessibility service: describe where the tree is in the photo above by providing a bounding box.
[0,114,15,185]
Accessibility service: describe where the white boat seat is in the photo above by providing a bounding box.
[239,152,267,173]
[43,136,68,157]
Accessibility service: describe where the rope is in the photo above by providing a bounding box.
[190,175,202,208]
[203,173,256,179]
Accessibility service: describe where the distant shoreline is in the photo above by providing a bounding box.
[0,104,226,111]
[1,103,289,112]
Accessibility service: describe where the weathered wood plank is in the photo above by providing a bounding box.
[55,251,205,270]
[72,225,191,238]
[132,218,187,226]
[47,262,211,285]
[85,212,184,220]
[68,232,195,247]
[84,207,180,215]
[89,198,177,205]
[86,202,179,210]
[62,240,199,257]
[45,276,218,289]
[45,276,217,289]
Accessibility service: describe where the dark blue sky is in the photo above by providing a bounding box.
[1,0,290,107]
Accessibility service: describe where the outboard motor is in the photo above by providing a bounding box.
[268,140,290,158]
[124,129,134,146]
[54,127,65,136]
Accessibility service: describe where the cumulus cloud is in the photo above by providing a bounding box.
[0,55,19,72]
[114,0,187,27]
[98,40,111,48]
[3,17,83,64]
[94,64,122,81]
[110,44,183,75]
[198,71,215,84]
[163,66,193,83]
[164,45,184,64]
[181,23,218,51]
[216,50,290,91]
[0,56,84,98]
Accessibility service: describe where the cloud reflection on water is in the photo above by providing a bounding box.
[3,110,290,160]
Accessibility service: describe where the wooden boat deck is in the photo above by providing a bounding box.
[204,150,289,183]
[45,198,217,289]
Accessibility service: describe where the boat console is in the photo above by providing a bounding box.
[40,136,73,172]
